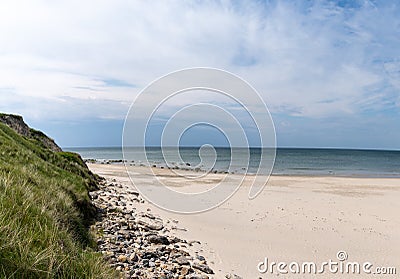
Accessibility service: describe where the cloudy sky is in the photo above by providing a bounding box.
[1,0,399,149]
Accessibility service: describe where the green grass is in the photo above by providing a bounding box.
[0,122,115,278]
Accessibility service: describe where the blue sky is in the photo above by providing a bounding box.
[0,0,399,149]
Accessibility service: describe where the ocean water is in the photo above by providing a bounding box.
[65,147,400,177]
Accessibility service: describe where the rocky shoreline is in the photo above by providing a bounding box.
[84,159,240,175]
[90,177,242,279]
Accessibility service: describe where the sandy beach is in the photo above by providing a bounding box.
[88,163,400,278]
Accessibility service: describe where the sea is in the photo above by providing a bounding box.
[64,147,400,178]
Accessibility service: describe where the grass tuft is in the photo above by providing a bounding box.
[0,122,115,278]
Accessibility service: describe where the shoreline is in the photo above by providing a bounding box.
[88,163,400,278]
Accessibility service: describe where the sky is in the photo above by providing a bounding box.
[0,0,399,149]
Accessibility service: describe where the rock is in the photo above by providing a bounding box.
[91,177,224,279]
[147,234,170,245]
[187,240,201,246]
[181,266,190,276]
[169,236,183,244]
[129,253,137,262]
[118,255,127,263]
[196,255,206,262]
[192,263,214,274]
[186,274,209,279]
[175,256,190,265]
[143,212,155,219]
[89,192,98,199]
[127,190,139,196]
[138,219,164,231]
[225,274,243,279]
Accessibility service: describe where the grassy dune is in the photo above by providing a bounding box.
[0,121,114,278]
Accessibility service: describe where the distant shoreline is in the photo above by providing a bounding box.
[85,160,400,179]
[66,146,400,178]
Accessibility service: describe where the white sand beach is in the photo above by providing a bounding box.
[88,163,400,278]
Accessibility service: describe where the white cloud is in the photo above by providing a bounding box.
[0,0,399,122]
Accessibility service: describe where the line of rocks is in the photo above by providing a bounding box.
[85,159,240,174]
[90,178,244,279]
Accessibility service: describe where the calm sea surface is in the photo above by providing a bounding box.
[65,147,400,177]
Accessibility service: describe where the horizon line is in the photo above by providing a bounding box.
[63,145,400,152]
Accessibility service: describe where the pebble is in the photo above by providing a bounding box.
[90,178,225,278]
[175,256,190,265]
[192,262,214,274]
[181,266,190,276]
[186,274,209,279]
[147,234,170,245]
[225,274,243,279]
[118,255,127,263]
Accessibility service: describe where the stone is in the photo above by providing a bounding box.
[89,192,98,199]
[148,234,170,245]
[138,219,164,231]
[225,274,243,279]
[169,236,183,244]
[175,256,190,265]
[192,262,214,274]
[118,255,127,263]
[129,253,138,262]
[185,274,209,279]
[181,266,190,276]
[91,177,227,279]
[187,240,201,246]
[196,255,206,262]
